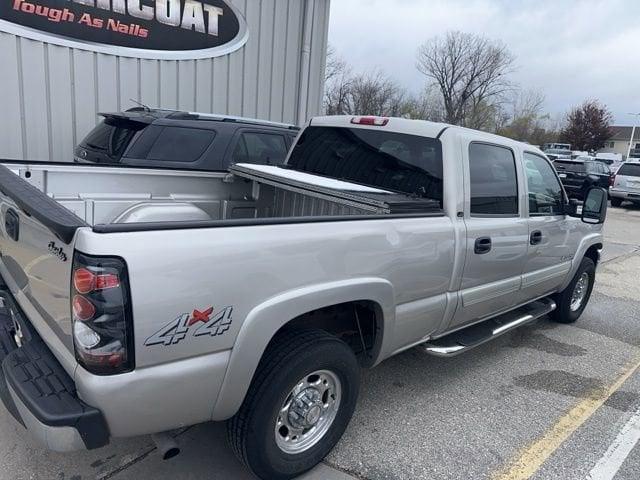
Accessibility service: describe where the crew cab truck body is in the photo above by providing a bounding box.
[0,116,607,479]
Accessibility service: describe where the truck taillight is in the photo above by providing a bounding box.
[610,175,616,187]
[71,252,134,375]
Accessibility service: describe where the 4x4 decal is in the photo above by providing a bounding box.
[144,306,233,347]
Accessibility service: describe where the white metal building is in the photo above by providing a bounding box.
[0,0,330,161]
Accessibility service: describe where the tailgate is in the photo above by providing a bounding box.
[0,164,88,360]
[615,175,640,194]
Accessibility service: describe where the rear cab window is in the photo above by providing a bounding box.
[286,126,443,211]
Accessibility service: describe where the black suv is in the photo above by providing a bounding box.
[553,158,611,199]
[74,108,300,171]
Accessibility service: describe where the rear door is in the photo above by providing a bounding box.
[521,152,577,300]
[452,140,528,328]
[554,160,587,195]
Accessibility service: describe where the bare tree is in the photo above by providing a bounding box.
[347,71,408,117]
[495,89,558,144]
[324,45,347,84]
[323,46,353,115]
[416,31,515,127]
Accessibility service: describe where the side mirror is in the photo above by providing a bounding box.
[581,187,608,224]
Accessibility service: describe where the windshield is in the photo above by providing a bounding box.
[287,126,443,206]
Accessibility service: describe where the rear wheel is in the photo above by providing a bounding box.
[551,257,595,324]
[227,329,360,480]
[611,197,623,207]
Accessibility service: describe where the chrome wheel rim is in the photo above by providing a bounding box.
[570,272,590,312]
[274,369,341,454]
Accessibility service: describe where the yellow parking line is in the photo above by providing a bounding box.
[492,356,640,480]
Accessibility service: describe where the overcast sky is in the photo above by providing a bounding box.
[328,0,640,125]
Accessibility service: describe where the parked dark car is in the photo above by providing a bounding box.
[74,108,300,171]
[553,157,611,199]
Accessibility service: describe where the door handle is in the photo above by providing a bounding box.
[530,230,543,245]
[474,237,492,255]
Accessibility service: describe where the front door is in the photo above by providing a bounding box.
[452,141,529,328]
[521,152,579,300]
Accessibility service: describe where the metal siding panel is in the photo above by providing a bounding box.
[226,0,245,115]
[177,60,196,111]
[159,61,178,109]
[282,0,303,124]
[72,50,98,152]
[140,60,160,108]
[119,57,140,111]
[256,0,275,120]
[212,55,229,114]
[195,59,213,113]
[0,33,24,159]
[47,45,75,161]
[20,39,50,160]
[307,0,329,119]
[96,54,119,112]
[269,0,289,122]
[242,0,260,118]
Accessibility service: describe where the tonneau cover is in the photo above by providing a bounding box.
[230,164,440,214]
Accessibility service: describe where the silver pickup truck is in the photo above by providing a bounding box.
[0,116,607,479]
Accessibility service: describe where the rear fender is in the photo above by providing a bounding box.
[211,277,395,420]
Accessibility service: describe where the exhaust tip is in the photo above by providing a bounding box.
[151,433,181,461]
[162,447,180,460]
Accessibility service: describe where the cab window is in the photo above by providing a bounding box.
[469,143,518,215]
[524,152,564,216]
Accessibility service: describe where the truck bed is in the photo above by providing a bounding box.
[0,162,441,236]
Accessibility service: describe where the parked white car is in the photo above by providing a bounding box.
[610,159,640,207]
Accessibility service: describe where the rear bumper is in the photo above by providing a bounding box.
[610,189,640,200]
[0,285,109,451]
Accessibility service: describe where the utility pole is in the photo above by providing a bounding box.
[627,113,640,160]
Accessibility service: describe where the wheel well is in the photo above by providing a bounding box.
[585,243,602,265]
[270,301,383,368]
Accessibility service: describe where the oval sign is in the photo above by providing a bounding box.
[0,0,249,60]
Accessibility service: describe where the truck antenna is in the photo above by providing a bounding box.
[129,98,151,112]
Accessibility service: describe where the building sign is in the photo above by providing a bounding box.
[0,0,249,60]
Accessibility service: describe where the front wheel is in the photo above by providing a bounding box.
[227,329,360,480]
[551,257,595,324]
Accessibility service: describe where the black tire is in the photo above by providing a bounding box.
[551,257,595,324]
[227,329,360,480]
[611,197,623,207]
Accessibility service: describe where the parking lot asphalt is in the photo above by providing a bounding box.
[1,205,639,480]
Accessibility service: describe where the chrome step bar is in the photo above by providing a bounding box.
[422,298,557,357]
